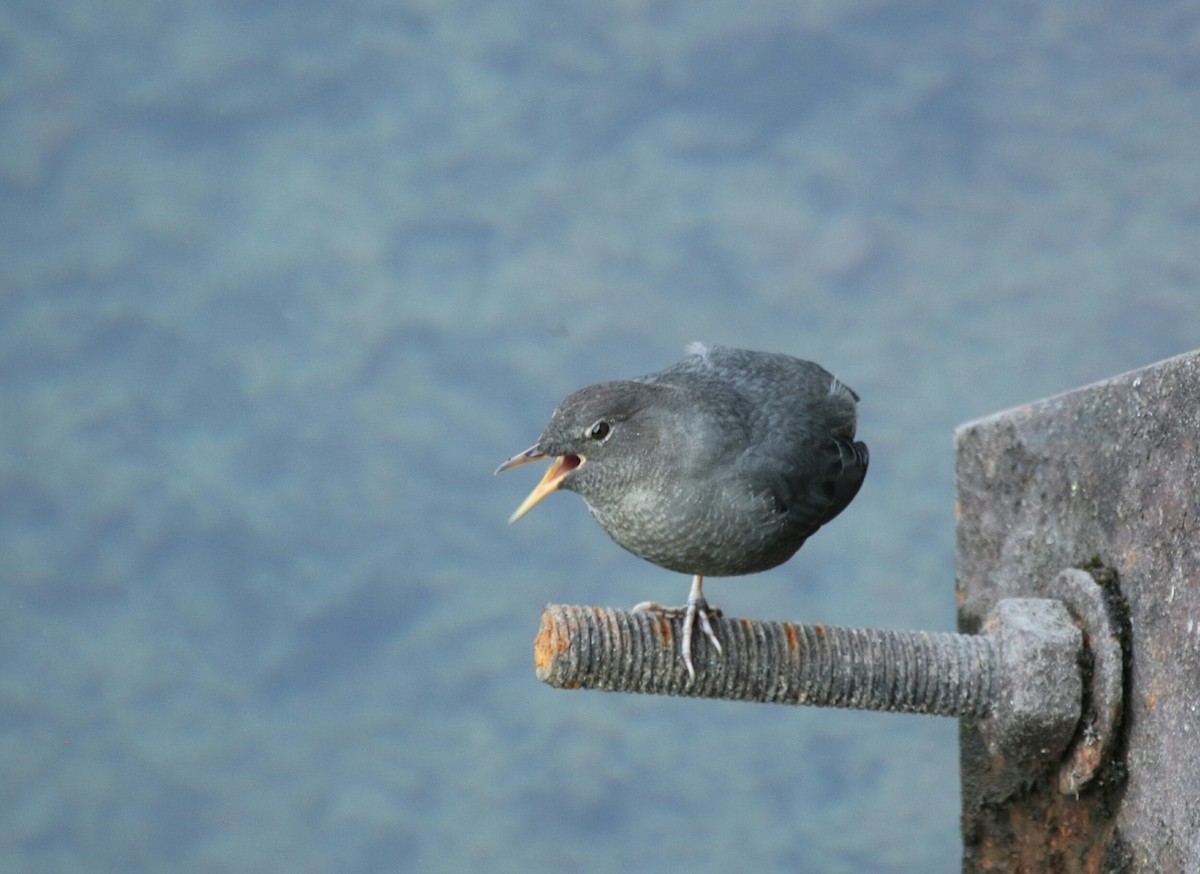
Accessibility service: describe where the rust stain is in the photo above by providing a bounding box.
[533,611,567,673]
[968,761,1122,873]
[785,622,799,651]
[1078,738,1102,771]
[1145,689,1156,711]
[656,615,674,644]
[533,619,553,673]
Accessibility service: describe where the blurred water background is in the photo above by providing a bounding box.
[1,0,1197,871]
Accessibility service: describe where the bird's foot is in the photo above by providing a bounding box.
[631,595,723,681]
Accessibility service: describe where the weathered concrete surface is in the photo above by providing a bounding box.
[956,349,1200,873]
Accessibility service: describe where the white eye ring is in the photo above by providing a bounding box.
[588,420,611,441]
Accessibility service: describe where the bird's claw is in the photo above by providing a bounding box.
[632,595,723,681]
[682,595,723,681]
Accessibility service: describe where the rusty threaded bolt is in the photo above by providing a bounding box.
[535,603,998,717]
[536,598,1083,749]
[535,574,1120,792]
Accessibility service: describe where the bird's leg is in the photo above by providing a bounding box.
[631,574,722,681]
[683,574,723,679]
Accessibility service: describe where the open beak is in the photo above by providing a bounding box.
[495,445,585,523]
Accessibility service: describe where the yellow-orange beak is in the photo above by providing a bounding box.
[495,447,585,523]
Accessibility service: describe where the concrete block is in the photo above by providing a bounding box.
[955,349,1200,872]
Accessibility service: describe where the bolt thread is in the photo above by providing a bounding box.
[535,604,996,717]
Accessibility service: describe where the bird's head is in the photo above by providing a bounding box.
[494,381,665,523]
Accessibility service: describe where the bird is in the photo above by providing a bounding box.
[496,342,869,680]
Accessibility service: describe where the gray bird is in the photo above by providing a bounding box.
[496,342,868,679]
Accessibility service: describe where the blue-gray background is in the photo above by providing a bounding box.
[2,1,1196,871]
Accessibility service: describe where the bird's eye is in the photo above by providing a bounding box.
[588,420,611,441]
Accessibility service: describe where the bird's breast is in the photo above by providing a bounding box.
[583,479,797,577]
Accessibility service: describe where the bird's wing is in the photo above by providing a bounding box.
[740,430,869,542]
